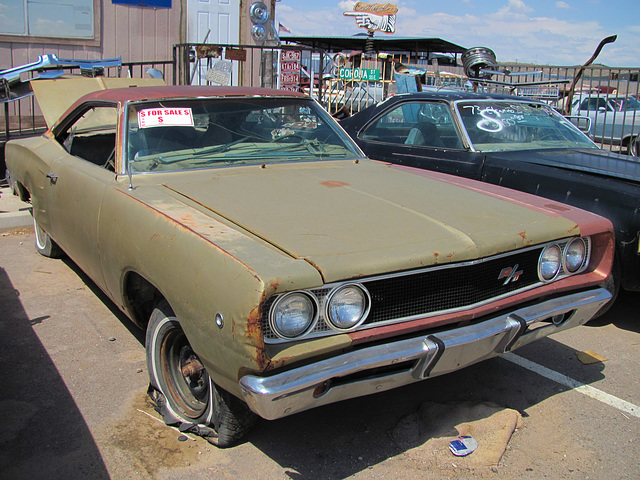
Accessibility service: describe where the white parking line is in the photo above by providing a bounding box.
[503,352,640,418]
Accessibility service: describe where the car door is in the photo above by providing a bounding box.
[46,104,119,287]
[355,100,485,179]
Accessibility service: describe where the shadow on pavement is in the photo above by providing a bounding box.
[247,331,605,478]
[586,289,640,333]
[0,267,110,480]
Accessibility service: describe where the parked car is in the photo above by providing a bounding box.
[569,93,640,155]
[6,82,614,447]
[340,90,639,295]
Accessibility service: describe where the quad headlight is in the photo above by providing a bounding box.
[539,237,589,282]
[563,237,588,273]
[325,284,371,331]
[268,283,371,340]
[539,243,562,281]
[270,291,318,340]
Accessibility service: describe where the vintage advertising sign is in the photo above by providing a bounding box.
[338,68,381,81]
[280,50,301,91]
[343,2,398,34]
[138,108,194,128]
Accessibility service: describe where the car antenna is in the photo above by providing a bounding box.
[127,157,135,190]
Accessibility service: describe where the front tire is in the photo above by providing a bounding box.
[33,216,64,258]
[145,301,256,447]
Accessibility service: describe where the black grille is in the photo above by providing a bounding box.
[362,248,541,324]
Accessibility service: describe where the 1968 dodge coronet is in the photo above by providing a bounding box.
[6,81,614,447]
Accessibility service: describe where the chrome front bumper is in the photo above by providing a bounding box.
[239,288,611,420]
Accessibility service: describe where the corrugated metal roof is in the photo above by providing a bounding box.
[280,35,467,55]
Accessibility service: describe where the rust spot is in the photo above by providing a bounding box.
[544,203,570,212]
[320,180,349,188]
[518,231,527,239]
[246,291,271,372]
[433,252,439,259]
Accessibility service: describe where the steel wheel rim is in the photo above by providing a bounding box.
[159,327,209,419]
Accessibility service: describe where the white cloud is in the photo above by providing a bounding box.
[338,1,357,11]
[556,2,570,8]
[276,1,637,66]
[496,0,534,17]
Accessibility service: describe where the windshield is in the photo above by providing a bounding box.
[126,97,360,173]
[609,96,640,111]
[456,100,597,152]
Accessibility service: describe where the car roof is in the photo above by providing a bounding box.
[77,85,307,104]
[385,90,541,103]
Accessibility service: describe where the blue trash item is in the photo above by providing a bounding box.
[449,435,479,456]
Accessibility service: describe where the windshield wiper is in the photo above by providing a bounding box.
[265,139,328,155]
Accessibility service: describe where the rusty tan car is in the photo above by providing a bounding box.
[6,82,615,447]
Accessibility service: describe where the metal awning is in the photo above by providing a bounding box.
[280,35,467,56]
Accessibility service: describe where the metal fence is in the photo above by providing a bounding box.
[3,45,640,156]
[0,59,173,142]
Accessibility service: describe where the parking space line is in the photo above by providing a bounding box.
[503,353,640,418]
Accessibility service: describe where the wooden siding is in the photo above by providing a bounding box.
[0,1,184,135]
[0,0,183,69]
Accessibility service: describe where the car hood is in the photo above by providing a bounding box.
[488,148,640,183]
[136,160,579,283]
[31,76,166,128]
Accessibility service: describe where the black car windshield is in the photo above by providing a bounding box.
[455,100,598,152]
[126,97,360,172]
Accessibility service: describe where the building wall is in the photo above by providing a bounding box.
[0,0,185,70]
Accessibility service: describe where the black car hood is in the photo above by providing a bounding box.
[487,148,640,183]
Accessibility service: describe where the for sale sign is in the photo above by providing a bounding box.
[138,108,194,128]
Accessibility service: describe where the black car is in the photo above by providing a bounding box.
[340,90,640,294]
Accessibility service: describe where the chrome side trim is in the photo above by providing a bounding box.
[240,288,611,420]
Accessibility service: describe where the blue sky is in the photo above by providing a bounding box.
[276,0,640,67]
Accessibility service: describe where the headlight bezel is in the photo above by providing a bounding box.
[538,236,591,283]
[324,283,372,332]
[563,237,588,274]
[539,243,563,282]
[269,290,319,340]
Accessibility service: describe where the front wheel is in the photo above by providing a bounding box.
[33,216,64,258]
[145,300,256,447]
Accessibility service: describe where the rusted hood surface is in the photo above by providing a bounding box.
[136,160,579,283]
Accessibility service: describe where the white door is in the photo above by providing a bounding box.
[187,0,240,85]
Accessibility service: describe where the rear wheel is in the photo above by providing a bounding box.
[33,216,64,258]
[145,300,256,447]
[629,136,640,156]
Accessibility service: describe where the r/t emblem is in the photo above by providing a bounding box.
[498,265,523,285]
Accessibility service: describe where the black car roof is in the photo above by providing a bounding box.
[386,90,542,103]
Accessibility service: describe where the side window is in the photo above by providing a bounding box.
[58,106,118,171]
[360,102,462,149]
[582,98,607,111]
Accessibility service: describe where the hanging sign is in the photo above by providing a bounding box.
[280,50,301,92]
[343,2,398,34]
